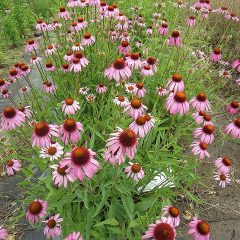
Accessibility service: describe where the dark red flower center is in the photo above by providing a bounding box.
[0,79,5,86]
[199,142,208,150]
[222,157,232,166]
[189,16,195,20]
[47,147,57,155]
[113,58,126,69]
[6,160,14,167]
[59,7,66,12]
[74,51,83,59]
[174,92,186,103]
[131,98,142,109]
[9,68,18,76]
[136,116,147,125]
[66,51,73,56]
[234,118,240,128]
[28,39,35,45]
[71,22,78,27]
[108,6,114,11]
[172,73,182,82]
[84,32,91,39]
[62,63,69,69]
[29,201,43,215]
[118,96,125,102]
[144,114,151,121]
[77,17,84,23]
[73,58,80,64]
[196,92,207,102]
[71,147,90,165]
[144,65,151,70]
[197,221,210,235]
[121,41,129,47]
[202,124,214,134]
[65,98,74,105]
[199,111,205,116]
[130,53,140,60]
[37,19,44,24]
[131,163,141,173]
[34,122,50,137]
[162,23,168,28]
[136,83,144,89]
[46,62,53,68]
[169,206,180,217]
[147,57,157,65]
[57,165,68,176]
[213,48,221,55]
[231,101,239,108]
[171,30,180,38]
[220,173,226,181]
[153,223,175,240]
[3,107,16,118]
[63,119,77,132]
[47,219,56,228]
[203,114,211,121]
[119,129,137,147]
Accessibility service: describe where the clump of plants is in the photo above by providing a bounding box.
[0,0,239,239]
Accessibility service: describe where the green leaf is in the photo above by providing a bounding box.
[121,195,135,220]
[94,218,119,227]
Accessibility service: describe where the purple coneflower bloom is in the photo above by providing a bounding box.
[187,217,210,240]
[64,232,83,240]
[125,162,144,180]
[210,48,222,62]
[168,30,182,46]
[162,205,181,227]
[43,214,63,238]
[214,172,231,188]
[61,98,80,115]
[190,92,211,112]
[0,226,8,240]
[166,73,185,92]
[191,141,210,160]
[225,117,240,139]
[194,124,215,144]
[5,159,21,176]
[226,101,239,115]
[26,199,47,224]
[125,98,147,119]
[214,157,232,173]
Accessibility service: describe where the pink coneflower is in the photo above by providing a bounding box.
[5,159,21,176]
[125,98,147,119]
[79,87,89,95]
[144,113,156,130]
[158,22,169,36]
[70,58,83,73]
[232,59,240,72]
[104,58,132,82]
[106,128,139,160]
[125,162,144,180]
[26,199,47,224]
[32,122,59,148]
[8,68,20,81]
[191,141,210,160]
[61,63,70,73]
[168,30,182,46]
[70,22,80,33]
[144,56,157,73]
[0,226,8,240]
[58,7,71,20]
[25,39,39,52]
[162,206,181,227]
[113,95,129,107]
[129,115,150,137]
[190,5,203,13]
[146,26,153,35]
[125,53,142,69]
[77,18,88,30]
[64,232,83,240]
[96,83,108,94]
[214,171,231,188]
[226,101,239,115]
[1,106,25,130]
[59,119,84,144]
[210,48,222,62]
[86,94,96,103]
[156,86,169,96]
[30,55,42,65]
[64,51,74,62]
[132,83,146,98]
[1,89,11,98]
[81,32,95,46]
[40,142,64,161]
[18,106,32,119]
[104,148,126,165]
[166,73,185,92]
[166,92,190,115]
[135,40,142,48]
[190,92,211,112]
[43,81,57,93]
[225,13,239,22]
[61,147,99,181]
[45,61,56,72]
[118,41,131,54]
[219,69,231,78]
[192,111,207,124]
[194,124,215,144]
[225,117,240,139]
[51,164,75,188]
[67,0,81,8]
[45,45,57,55]
[99,1,107,14]
[186,16,196,26]
[72,42,84,51]
[62,98,80,115]
[142,217,176,240]
[173,1,187,8]
[201,114,213,125]
[20,64,31,76]
[141,65,154,76]
[0,79,9,91]
[36,19,47,30]
[187,217,210,240]
[214,157,232,173]
[88,0,100,6]
[43,214,63,238]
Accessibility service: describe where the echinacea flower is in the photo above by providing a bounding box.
[25,39,39,53]
[219,69,231,78]
[43,81,57,93]
[77,18,88,30]
[186,16,196,26]
[8,68,20,80]
[70,55,89,73]
[210,48,222,62]
[51,164,75,188]
[166,73,185,92]
[156,86,169,96]
[5,159,21,176]
[18,106,32,119]
[0,79,9,91]
[225,117,240,139]
[58,7,71,20]
[81,32,95,46]
[191,141,210,160]
[144,56,157,73]
[45,61,56,72]
[125,53,142,69]
[194,124,215,144]
[187,217,210,240]
[140,65,154,76]
[226,101,239,115]
[85,94,96,103]
[118,41,131,54]
[162,206,181,227]
[64,232,84,240]
[62,98,80,115]
[0,106,25,130]
[132,83,146,98]
[40,142,64,161]
[113,96,129,107]
[125,162,144,180]
[64,51,74,62]
[166,92,190,115]
[61,147,100,181]
[96,83,107,94]
[43,214,63,238]
[104,148,126,165]
[26,199,47,224]
[59,119,84,144]
[104,58,132,82]
[142,217,176,240]
[0,226,8,240]
[1,89,11,98]
[106,128,139,160]
[232,59,240,72]
[125,98,147,119]
[129,115,150,137]
[72,43,84,52]
[214,157,232,173]
[168,30,182,47]
[32,122,59,148]
[79,87,89,95]
[30,55,42,65]
[190,92,211,112]
[192,111,207,124]
[158,22,169,36]
[214,172,231,188]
